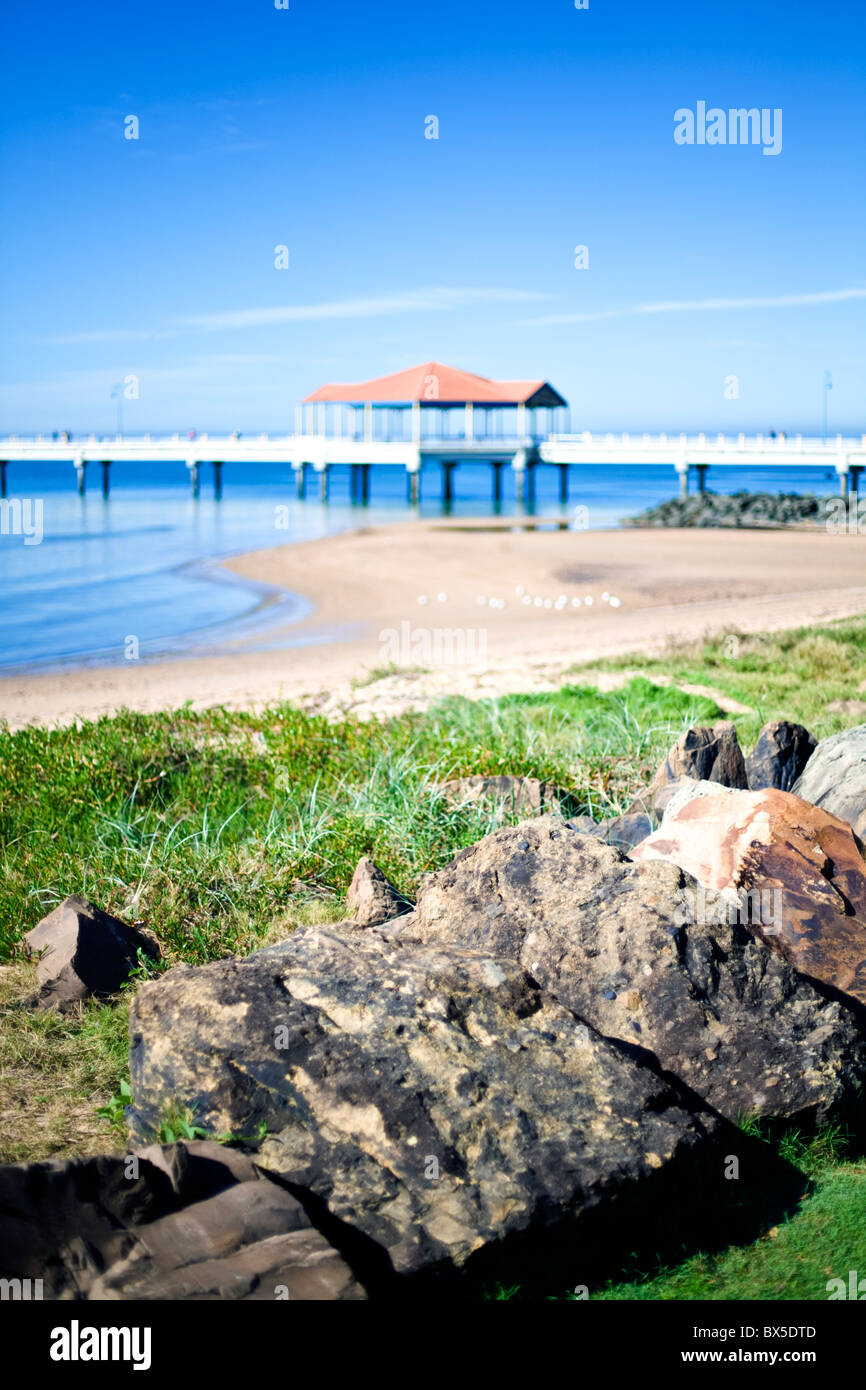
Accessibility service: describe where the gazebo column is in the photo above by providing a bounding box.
[517,402,526,441]
[411,402,421,443]
[465,402,474,441]
[364,402,373,443]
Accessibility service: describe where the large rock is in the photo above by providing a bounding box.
[792,723,866,839]
[746,720,816,792]
[24,896,160,1009]
[631,787,866,1009]
[630,722,747,817]
[389,817,866,1127]
[346,857,411,928]
[440,775,576,817]
[128,926,748,1284]
[0,1140,363,1300]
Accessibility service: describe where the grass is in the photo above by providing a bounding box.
[2,612,866,1296]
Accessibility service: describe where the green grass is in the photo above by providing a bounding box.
[2,612,866,1296]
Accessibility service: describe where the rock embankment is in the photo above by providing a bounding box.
[626,491,827,528]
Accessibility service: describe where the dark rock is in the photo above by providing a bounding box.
[346,857,411,928]
[390,816,866,1127]
[440,775,576,817]
[746,720,816,792]
[631,786,866,1009]
[593,812,653,851]
[565,814,598,834]
[630,721,747,817]
[792,723,866,839]
[0,1140,363,1301]
[625,491,825,530]
[127,924,744,1282]
[24,896,161,1010]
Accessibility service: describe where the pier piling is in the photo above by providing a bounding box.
[0,461,6,499]
[75,460,87,496]
[296,463,306,500]
[696,464,709,494]
[491,461,505,508]
[189,462,200,498]
[100,460,111,498]
[213,461,223,500]
[407,468,420,506]
[442,461,457,508]
[558,463,569,504]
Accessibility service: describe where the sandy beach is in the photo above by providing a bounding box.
[1,518,865,729]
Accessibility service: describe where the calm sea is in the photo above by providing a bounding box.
[0,458,841,673]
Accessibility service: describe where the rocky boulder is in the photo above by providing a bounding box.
[629,722,747,818]
[24,896,161,1010]
[127,925,760,1285]
[389,817,866,1127]
[792,723,866,839]
[631,787,866,1009]
[346,857,411,928]
[0,1140,363,1300]
[746,720,816,792]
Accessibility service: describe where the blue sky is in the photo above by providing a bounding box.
[0,0,864,434]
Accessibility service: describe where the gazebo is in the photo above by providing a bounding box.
[299,361,568,443]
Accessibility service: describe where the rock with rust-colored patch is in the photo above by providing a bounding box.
[631,787,866,1009]
[389,817,866,1126]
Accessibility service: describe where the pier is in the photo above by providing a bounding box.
[1,362,863,503]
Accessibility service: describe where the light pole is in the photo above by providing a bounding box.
[822,371,832,442]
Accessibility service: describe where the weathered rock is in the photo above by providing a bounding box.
[346,857,411,928]
[0,1140,363,1300]
[440,775,576,816]
[592,812,653,852]
[629,722,747,817]
[127,925,746,1282]
[390,817,866,1126]
[24,896,160,1010]
[631,787,866,1009]
[827,700,866,720]
[746,720,816,792]
[792,723,866,839]
[564,814,598,834]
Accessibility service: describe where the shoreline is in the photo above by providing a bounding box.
[1,516,865,729]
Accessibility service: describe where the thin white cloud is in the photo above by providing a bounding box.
[40,286,549,345]
[524,287,866,326]
[183,286,549,331]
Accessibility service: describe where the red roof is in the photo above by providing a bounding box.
[303,362,566,407]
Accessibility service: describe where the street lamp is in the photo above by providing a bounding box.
[822,371,832,442]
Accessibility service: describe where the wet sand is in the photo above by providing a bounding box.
[2,519,865,728]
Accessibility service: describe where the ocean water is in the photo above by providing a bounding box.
[0,458,841,673]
